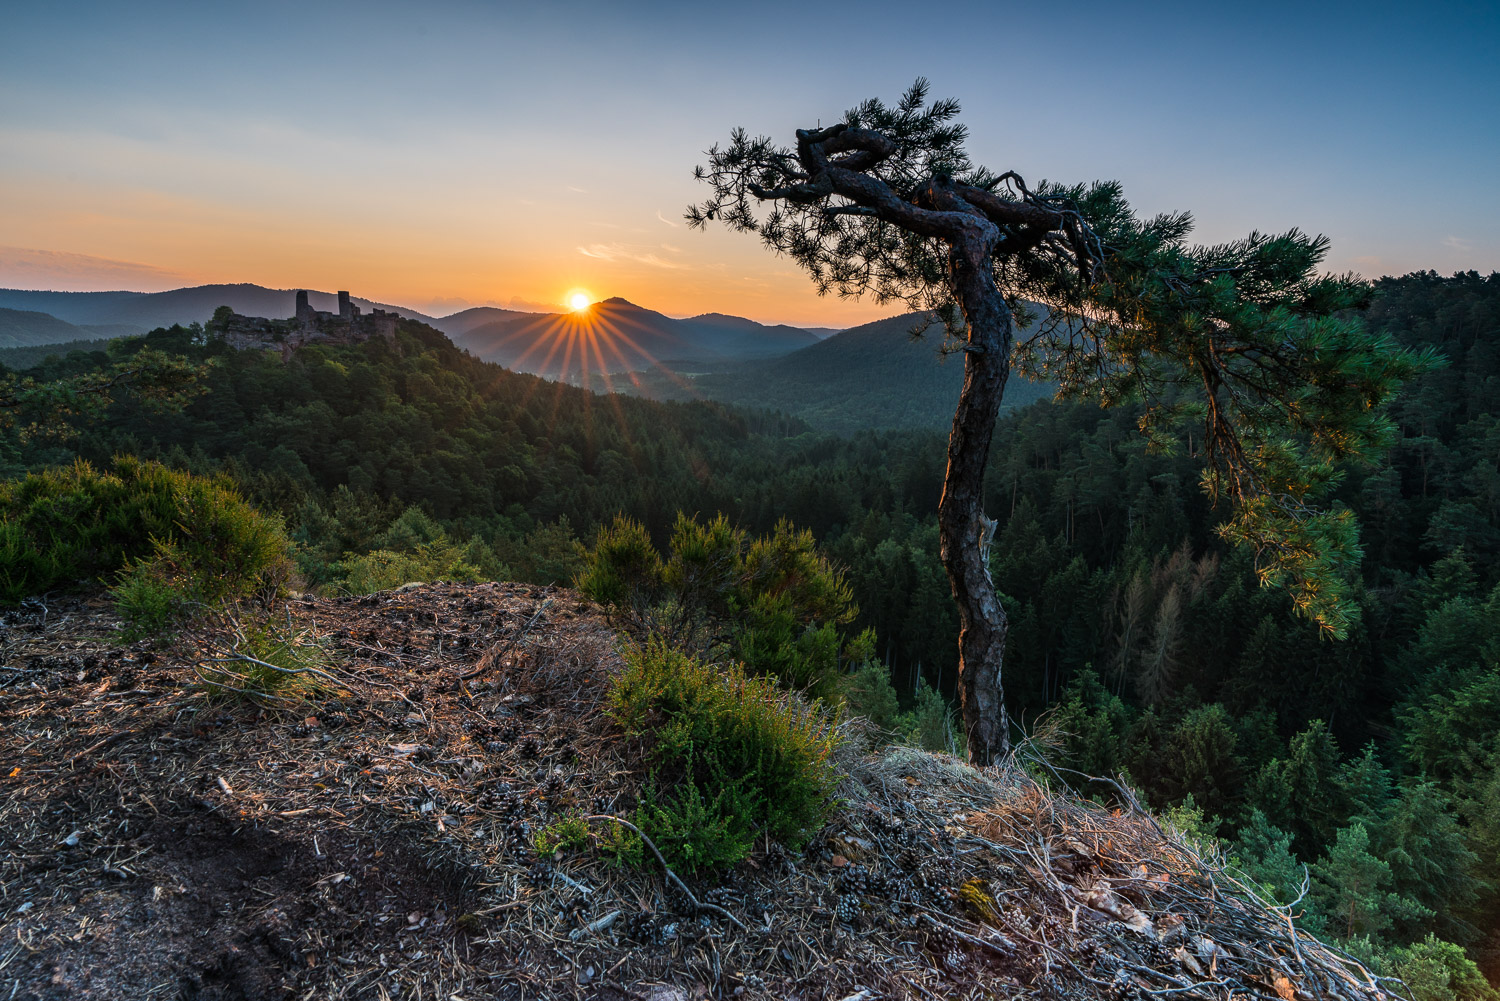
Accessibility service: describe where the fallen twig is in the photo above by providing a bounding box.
[584,814,748,932]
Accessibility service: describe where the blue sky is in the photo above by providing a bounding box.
[1,0,1495,323]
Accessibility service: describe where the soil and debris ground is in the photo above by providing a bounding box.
[1,583,1400,1000]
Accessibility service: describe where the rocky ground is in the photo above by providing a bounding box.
[0,584,1399,1000]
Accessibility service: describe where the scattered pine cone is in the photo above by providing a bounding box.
[624,911,659,942]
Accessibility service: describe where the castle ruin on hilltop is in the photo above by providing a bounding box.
[214,290,399,357]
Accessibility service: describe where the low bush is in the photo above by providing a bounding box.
[534,815,593,856]
[0,457,293,634]
[580,513,866,700]
[608,640,842,873]
[334,537,483,595]
[194,616,336,705]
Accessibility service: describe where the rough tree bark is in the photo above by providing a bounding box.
[940,231,1015,764]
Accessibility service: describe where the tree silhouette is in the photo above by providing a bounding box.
[690,79,1432,763]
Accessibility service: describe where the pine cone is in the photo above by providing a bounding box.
[624,911,658,942]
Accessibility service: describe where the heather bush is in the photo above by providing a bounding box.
[608,640,842,873]
[580,513,864,700]
[334,537,483,595]
[0,457,292,635]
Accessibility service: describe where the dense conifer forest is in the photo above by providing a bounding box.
[4,270,1498,982]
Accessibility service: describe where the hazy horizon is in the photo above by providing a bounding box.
[2,1,1496,327]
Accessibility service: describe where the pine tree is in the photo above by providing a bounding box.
[1254,720,1343,854]
[1337,743,1395,826]
[1382,781,1482,943]
[690,79,1433,761]
[1312,822,1431,941]
[1236,809,1312,916]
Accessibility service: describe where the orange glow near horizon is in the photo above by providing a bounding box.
[494,299,697,403]
[568,291,592,312]
[0,169,910,326]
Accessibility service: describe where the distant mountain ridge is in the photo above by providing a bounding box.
[676,312,821,357]
[0,307,147,350]
[0,284,436,332]
[430,306,535,338]
[0,286,826,378]
[450,297,820,383]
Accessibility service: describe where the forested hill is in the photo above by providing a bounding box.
[6,271,1500,984]
[621,311,1054,434]
[0,306,143,349]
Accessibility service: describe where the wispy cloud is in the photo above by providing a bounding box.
[0,245,188,292]
[566,185,588,194]
[656,209,678,228]
[506,295,563,312]
[411,294,562,316]
[577,243,685,269]
[1442,235,1473,251]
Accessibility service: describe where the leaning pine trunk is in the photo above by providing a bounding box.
[937,241,1014,765]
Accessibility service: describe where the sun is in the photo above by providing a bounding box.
[568,292,592,312]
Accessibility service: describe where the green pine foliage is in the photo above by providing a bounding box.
[1234,810,1310,913]
[1312,822,1431,940]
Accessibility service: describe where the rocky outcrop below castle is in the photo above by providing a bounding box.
[213,289,397,357]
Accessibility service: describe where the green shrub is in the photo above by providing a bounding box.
[195,617,334,705]
[1387,935,1500,1001]
[575,515,664,618]
[580,513,859,699]
[0,458,293,633]
[1344,934,1500,1001]
[534,815,592,855]
[896,680,962,754]
[632,768,755,873]
[608,640,842,873]
[334,537,483,595]
[112,563,181,641]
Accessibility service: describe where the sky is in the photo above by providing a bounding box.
[1,1,1496,326]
